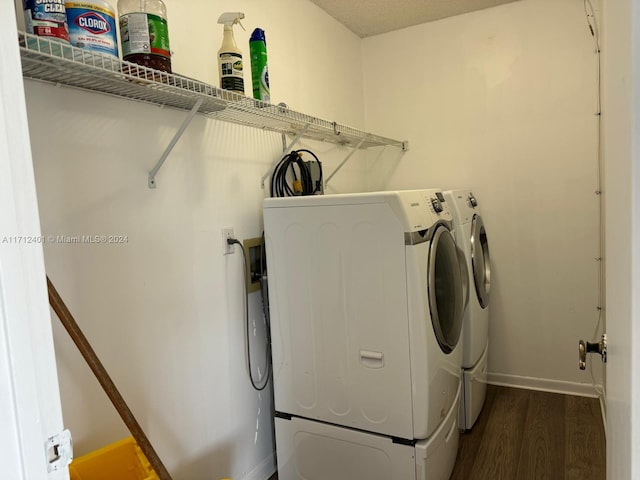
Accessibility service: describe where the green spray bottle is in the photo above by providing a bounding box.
[249,28,270,102]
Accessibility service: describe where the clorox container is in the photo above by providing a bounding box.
[65,0,118,57]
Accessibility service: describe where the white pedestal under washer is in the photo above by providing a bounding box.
[442,190,491,430]
[263,189,467,479]
[274,383,461,480]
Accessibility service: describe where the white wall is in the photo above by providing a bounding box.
[24,1,373,479]
[362,0,603,394]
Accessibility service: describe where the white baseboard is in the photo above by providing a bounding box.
[243,451,276,480]
[599,392,607,437]
[487,372,602,398]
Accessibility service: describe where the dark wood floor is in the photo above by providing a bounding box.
[268,385,605,480]
[451,385,605,480]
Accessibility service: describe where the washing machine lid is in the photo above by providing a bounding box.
[471,214,491,308]
[428,224,465,354]
[264,190,453,233]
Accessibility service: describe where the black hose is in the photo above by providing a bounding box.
[228,238,271,391]
[270,149,323,197]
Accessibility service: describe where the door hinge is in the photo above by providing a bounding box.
[46,429,73,473]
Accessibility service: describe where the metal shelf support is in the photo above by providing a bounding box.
[324,136,368,187]
[324,138,409,187]
[148,97,205,189]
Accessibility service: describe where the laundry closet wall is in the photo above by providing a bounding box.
[362,0,603,395]
[24,1,370,478]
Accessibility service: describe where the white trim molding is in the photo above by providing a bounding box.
[0,4,68,479]
[600,394,607,437]
[487,372,602,398]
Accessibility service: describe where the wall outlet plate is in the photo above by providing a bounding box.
[222,227,235,255]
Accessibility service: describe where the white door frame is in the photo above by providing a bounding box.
[602,0,640,478]
[0,6,68,480]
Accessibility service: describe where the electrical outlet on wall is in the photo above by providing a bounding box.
[222,227,235,255]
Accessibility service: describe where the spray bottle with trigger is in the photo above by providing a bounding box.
[217,12,245,95]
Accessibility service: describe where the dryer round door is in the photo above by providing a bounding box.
[471,214,491,309]
[428,225,465,354]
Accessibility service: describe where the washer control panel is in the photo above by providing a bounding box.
[386,189,454,232]
[425,192,451,217]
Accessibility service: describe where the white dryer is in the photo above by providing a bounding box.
[263,189,467,480]
[443,190,491,430]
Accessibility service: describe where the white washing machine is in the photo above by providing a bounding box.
[263,189,467,480]
[443,190,491,430]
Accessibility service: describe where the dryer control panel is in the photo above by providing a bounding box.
[443,189,475,224]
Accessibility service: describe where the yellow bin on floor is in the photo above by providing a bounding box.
[69,437,159,480]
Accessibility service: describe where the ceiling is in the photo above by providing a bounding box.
[308,0,521,38]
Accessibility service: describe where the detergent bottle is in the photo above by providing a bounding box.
[249,28,270,102]
[217,12,245,94]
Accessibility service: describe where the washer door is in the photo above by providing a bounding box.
[428,225,464,354]
[471,214,491,309]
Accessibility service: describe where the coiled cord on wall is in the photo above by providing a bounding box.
[270,149,323,197]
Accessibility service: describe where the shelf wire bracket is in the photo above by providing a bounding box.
[261,123,311,189]
[148,97,205,189]
[324,135,368,187]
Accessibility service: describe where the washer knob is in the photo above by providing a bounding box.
[469,193,478,208]
[431,198,444,213]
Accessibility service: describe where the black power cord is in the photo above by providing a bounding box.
[270,149,323,197]
[227,237,272,391]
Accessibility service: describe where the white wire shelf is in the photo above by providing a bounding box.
[19,32,408,151]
